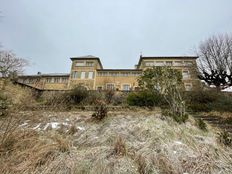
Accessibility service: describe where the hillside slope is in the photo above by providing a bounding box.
[1,110,231,174]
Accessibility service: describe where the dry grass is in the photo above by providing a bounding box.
[113,136,127,156]
[1,81,37,109]
[0,110,232,174]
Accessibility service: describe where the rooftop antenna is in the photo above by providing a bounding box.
[140,51,143,58]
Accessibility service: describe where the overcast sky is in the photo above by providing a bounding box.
[0,0,232,74]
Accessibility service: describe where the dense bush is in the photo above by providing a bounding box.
[185,90,232,112]
[127,90,165,107]
[69,86,89,104]
[210,95,232,112]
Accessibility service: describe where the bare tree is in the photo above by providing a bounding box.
[0,50,28,78]
[197,34,232,89]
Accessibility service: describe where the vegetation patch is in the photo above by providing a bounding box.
[185,90,232,112]
[197,118,207,131]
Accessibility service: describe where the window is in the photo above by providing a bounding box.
[50,78,54,83]
[122,84,130,91]
[75,61,85,66]
[88,71,94,79]
[182,70,190,79]
[61,77,68,83]
[155,61,164,66]
[184,61,193,66]
[72,71,78,79]
[174,61,183,66]
[121,72,130,76]
[80,72,86,79]
[133,72,142,76]
[166,61,173,66]
[98,72,108,76]
[185,83,192,91]
[28,79,34,84]
[106,83,115,90]
[86,62,94,67]
[145,61,154,67]
[110,72,119,76]
[54,78,60,83]
[46,78,51,83]
[97,86,103,91]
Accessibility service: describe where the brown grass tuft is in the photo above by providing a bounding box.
[113,136,127,156]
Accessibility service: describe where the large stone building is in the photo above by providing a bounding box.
[17,55,199,91]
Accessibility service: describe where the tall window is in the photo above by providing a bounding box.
[72,71,78,79]
[54,78,61,83]
[88,71,94,79]
[81,72,86,79]
[61,77,68,83]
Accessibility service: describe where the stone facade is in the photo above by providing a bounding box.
[17,55,200,91]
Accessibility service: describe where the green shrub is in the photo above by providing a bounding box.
[127,90,164,107]
[197,119,207,131]
[185,90,217,112]
[69,86,89,104]
[185,90,232,112]
[210,95,232,112]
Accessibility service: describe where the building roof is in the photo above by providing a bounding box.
[97,69,142,72]
[70,55,103,69]
[72,55,99,59]
[137,55,198,68]
[18,73,70,78]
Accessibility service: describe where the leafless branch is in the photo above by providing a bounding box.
[0,50,29,78]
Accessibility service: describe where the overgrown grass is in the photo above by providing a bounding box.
[1,110,231,174]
